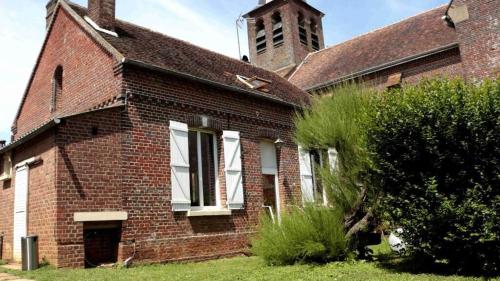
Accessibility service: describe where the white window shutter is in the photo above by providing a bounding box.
[223,131,244,210]
[328,148,339,172]
[298,146,314,203]
[170,121,191,211]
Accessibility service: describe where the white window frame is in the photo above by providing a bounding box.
[189,129,221,211]
[260,141,281,222]
[310,150,328,206]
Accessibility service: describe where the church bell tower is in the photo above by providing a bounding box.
[244,0,325,77]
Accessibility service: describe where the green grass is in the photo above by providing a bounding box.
[0,239,497,281]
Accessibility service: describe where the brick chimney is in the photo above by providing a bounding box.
[46,0,58,28]
[88,0,116,31]
[0,140,6,148]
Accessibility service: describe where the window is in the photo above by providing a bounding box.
[260,141,280,221]
[188,130,218,208]
[310,19,320,51]
[271,12,284,47]
[255,19,267,54]
[299,147,330,206]
[298,13,308,46]
[51,66,63,112]
[0,153,12,181]
[236,75,271,92]
[386,73,403,89]
[310,150,325,204]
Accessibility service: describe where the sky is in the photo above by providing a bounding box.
[0,0,449,142]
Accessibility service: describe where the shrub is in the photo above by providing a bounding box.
[252,205,348,265]
[294,84,378,230]
[368,79,500,275]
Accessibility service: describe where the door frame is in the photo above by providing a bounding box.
[13,164,29,261]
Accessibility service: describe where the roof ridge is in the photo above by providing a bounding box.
[67,1,297,86]
[308,4,449,59]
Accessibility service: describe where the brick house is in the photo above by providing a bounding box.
[0,0,311,268]
[0,0,498,268]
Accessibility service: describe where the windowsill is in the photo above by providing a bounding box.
[0,174,11,182]
[187,208,232,217]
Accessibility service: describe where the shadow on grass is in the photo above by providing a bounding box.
[373,252,499,279]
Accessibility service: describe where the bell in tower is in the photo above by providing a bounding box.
[244,0,324,77]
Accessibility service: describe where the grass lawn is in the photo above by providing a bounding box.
[0,240,497,281]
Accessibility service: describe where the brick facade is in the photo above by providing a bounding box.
[0,0,497,269]
[451,0,500,80]
[13,7,120,139]
[245,0,325,76]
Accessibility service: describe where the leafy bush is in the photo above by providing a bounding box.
[294,84,378,229]
[368,79,500,275]
[252,205,348,265]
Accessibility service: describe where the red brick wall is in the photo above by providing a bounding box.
[452,0,500,80]
[247,0,324,74]
[55,108,123,268]
[354,47,464,89]
[0,131,58,265]
[114,66,302,265]
[14,7,120,139]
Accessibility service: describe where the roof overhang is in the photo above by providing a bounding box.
[122,58,304,109]
[0,102,125,155]
[0,118,61,155]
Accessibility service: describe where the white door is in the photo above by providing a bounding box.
[13,165,29,261]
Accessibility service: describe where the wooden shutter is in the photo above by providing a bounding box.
[223,131,244,210]
[170,121,191,211]
[298,146,314,203]
[328,148,339,172]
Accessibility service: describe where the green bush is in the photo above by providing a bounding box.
[294,84,377,219]
[252,205,349,265]
[368,79,500,275]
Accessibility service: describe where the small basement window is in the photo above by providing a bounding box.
[272,12,284,47]
[236,75,272,92]
[84,222,121,268]
[255,19,267,54]
[298,13,308,46]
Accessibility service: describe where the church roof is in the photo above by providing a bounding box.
[68,3,309,107]
[289,5,458,91]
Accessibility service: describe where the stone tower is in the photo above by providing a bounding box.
[244,0,325,77]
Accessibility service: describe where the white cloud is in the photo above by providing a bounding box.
[121,0,246,58]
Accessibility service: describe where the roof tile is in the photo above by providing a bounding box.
[289,6,457,90]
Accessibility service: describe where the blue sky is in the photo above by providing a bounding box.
[0,0,448,142]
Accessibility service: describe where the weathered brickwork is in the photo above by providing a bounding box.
[360,47,464,88]
[246,0,324,76]
[14,7,120,139]
[117,66,301,265]
[0,131,58,264]
[1,0,496,270]
[42,65,302,268]
[452,0,500,80]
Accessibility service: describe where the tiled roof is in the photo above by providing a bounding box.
[289,5,458,91]
[69,4,309,107]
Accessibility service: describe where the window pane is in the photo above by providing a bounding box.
[310,150,324,203]
[262,175,277,218]
[200,132,217,207]
[189,131,200,207]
